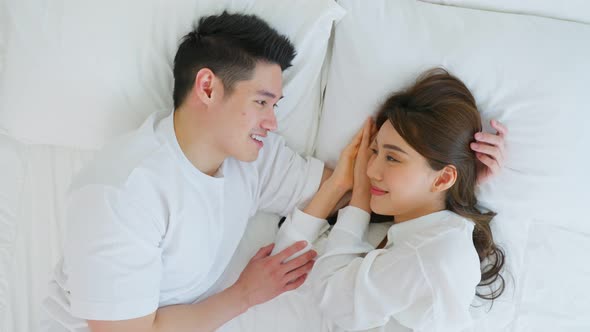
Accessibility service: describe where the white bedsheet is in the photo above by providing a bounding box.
[0,135,95,332]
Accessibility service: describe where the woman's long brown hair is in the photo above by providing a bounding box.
[374,68,505,301]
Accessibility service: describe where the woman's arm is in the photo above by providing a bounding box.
[271,121,369,260]
[308,206,426,331]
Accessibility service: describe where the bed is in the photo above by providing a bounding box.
[1,0,589,331]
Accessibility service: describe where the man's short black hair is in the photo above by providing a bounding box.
[173,11,296,109]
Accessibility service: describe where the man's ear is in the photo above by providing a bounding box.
[192,68,218,106]
[431,165,457,192]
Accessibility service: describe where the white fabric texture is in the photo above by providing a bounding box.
[420,0,590,24]
[41,111,323,330]
[0,0,344,154]
[0,0,7,81]
[0,135,96,332]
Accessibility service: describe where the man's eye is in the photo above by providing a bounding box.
[256,100,267,106]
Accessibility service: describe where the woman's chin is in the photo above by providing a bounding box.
[370,197,394,216]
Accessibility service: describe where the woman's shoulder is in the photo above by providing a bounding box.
[389,210,474,249]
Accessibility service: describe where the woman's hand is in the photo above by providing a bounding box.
[472,119,507,185]
[327,123,364,193]
[350,118,376,213]
[302,124,364,219]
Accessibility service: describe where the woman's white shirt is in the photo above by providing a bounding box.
[309,207,481,332]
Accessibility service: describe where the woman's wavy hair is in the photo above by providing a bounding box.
[374,68,505,301]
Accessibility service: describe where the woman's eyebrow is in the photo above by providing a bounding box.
[375,138,408,154]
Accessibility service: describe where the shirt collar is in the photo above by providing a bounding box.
[386,210,456,248]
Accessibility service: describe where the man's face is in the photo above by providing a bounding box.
[214,61,283,162]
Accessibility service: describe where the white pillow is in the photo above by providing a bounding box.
[316,0,588,224]
[420,0,590,25]
[317,0,589,328]
[0,0,344,154]
[0,0,7,81]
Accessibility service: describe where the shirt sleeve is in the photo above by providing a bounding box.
[254,133,324,216]
[310,206,433,331]
[271,208,329,262]
[63,185,164,321]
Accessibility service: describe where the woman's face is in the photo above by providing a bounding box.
[367,121,443,222]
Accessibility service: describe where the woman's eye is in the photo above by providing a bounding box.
[256,100,267,106]
[386,155,399,162]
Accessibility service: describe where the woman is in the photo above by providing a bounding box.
[222,68,507,332]
[280,68,505,332]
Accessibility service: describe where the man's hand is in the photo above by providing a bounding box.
[233,241,316,308]
[472,119,507,184]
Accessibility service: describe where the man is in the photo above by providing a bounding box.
[43,11,506,332]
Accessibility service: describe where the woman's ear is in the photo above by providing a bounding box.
[431,165,457,192]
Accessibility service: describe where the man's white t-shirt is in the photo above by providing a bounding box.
[43,111,324,331]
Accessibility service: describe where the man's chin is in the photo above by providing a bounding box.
[233,149,260,163]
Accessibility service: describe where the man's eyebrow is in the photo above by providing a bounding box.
[375,138,408,154]
[257,90,284,100]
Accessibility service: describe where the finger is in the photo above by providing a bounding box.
[274,241,308,263]
[344,127,364,154]
[280,250,317,274]
[370,127,378,143]
[352,123,365,143]
[252,243,275,260]
[370,120,378,136]
[470,142,503,165]
[476,152,500,175]
[360,118,371,148]
[474,132,503,148]
[490,119,508,137]
[283,260,314,284]
[282,274,308,292]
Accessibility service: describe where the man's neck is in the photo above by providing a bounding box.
[173,106,225,177]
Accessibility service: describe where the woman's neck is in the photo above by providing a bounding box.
[393,200,446,224]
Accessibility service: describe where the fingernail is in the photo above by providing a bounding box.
[471,143,478,149]
[475,133,482,139]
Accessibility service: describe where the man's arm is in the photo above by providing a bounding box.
[88,285,248,332]
[87,242,316,332]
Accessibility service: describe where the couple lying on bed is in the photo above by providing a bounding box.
[43,11,506,332]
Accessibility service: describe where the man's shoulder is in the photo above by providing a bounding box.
[71,124,170,192]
